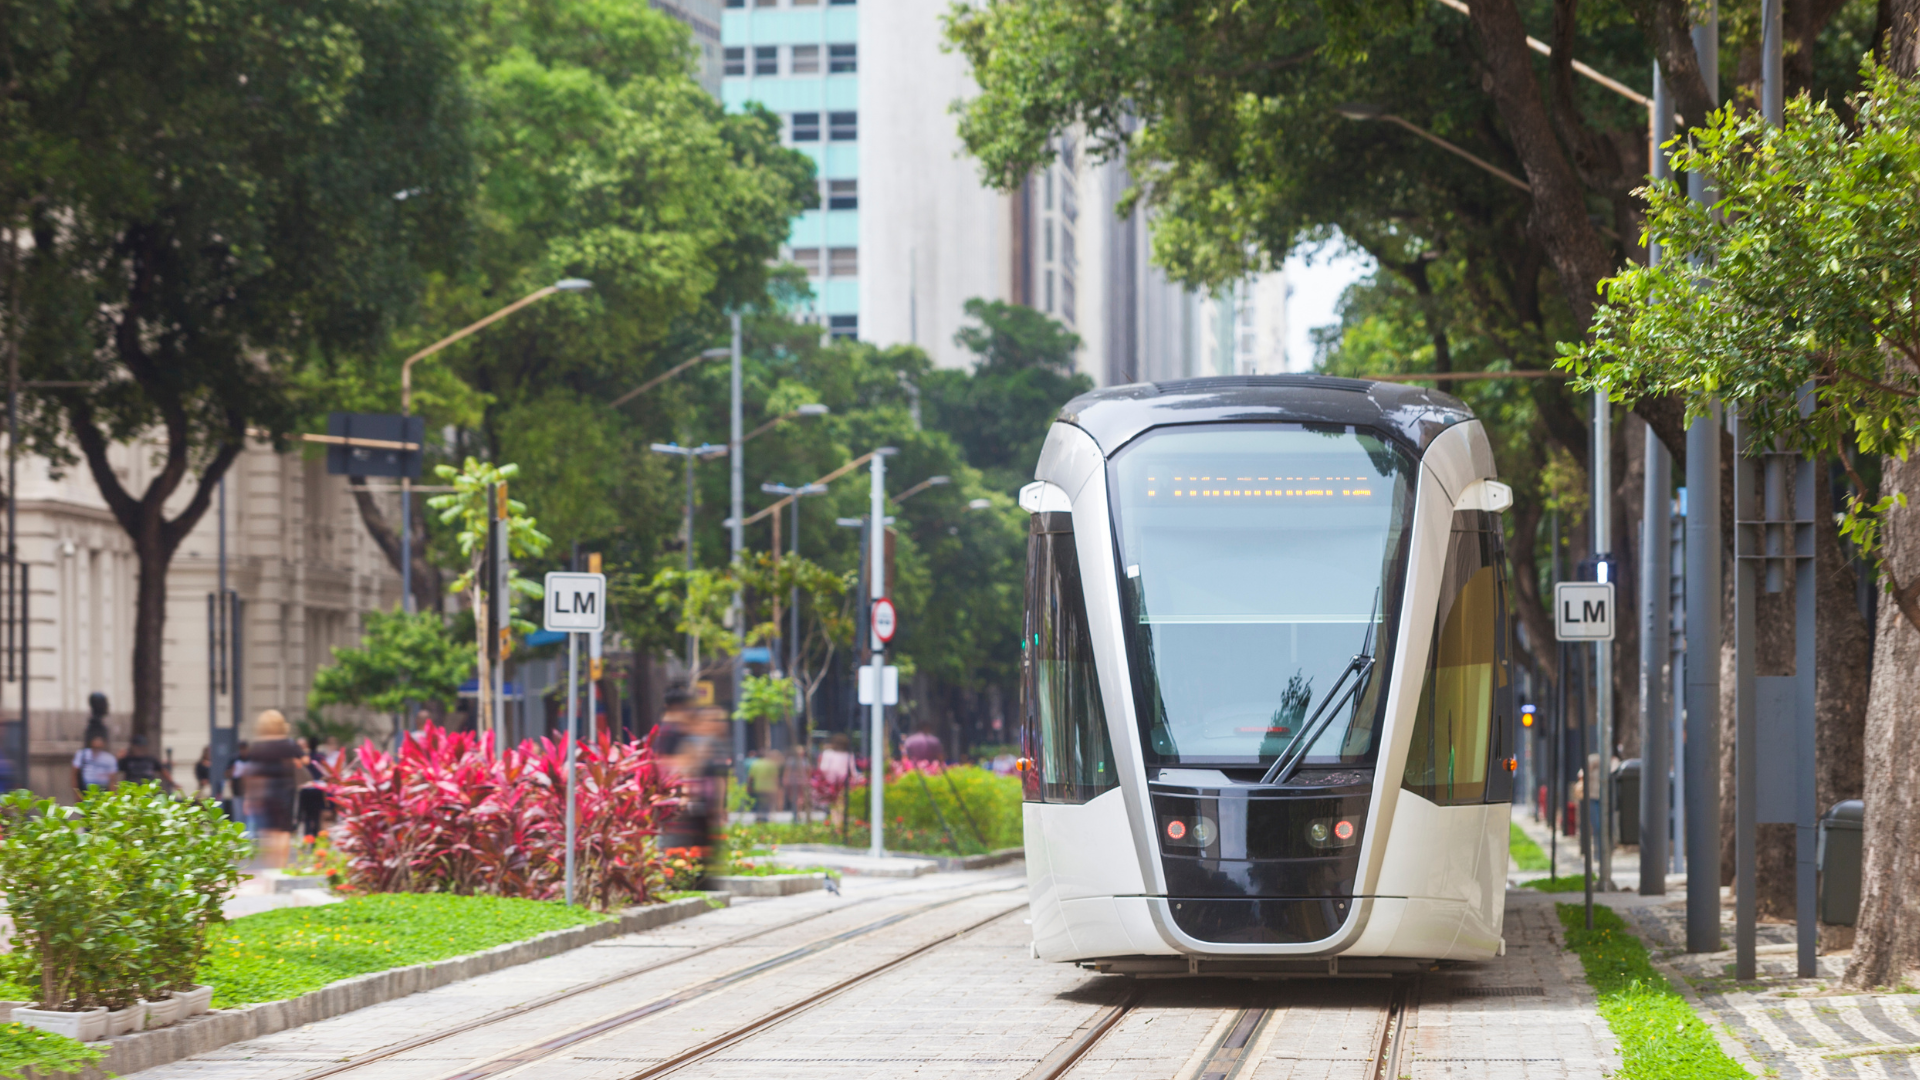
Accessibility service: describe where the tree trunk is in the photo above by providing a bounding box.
[1814,466,1872,945]
[130,518,170,749]
[348,479,443,614]
[1614,412,1644,759]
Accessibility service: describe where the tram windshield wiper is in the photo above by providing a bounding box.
[1258,591,1380,787]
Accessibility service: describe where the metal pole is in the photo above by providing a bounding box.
[564,630,579,905]
[1671,490,1688,875]
[1733,413,1757,981]
[1685,403,1723,951]
[684,451,696,670]
[1593,389,1613,891]
[729,313,745,781]
[790,498,801,681]
[1550,510,1561,875]
[495,485,509,746]
[869,453,887,858]
[1641,425,1672,895]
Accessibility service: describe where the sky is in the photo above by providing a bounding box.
[1283,242,1376,372]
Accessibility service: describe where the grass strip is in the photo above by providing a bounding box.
[1510,821,1551,871]
[200,893,606,1007]
[1525,874,1594,893]
[1556,902,1750,1079]
[0,1022,102,1077]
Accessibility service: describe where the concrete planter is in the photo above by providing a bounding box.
[171,985,213,1018]
[709,873,827,897]
[143,994,181,1029]
[105,1002,144,1037]
[14,1005,107,1042]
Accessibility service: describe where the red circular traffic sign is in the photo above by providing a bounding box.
[871,598,898,643]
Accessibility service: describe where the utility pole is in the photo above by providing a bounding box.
[1593,390,1613,892]
[1684,0,1724,955]
[868,451,888,858]
[729,313,745,779]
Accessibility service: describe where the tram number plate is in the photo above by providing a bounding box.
[1554,582,1615,641]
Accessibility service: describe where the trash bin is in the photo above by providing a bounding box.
[1818,799,1865,926]
[1612,759,1641,847]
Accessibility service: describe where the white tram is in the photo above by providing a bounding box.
[1017,374,1518,974]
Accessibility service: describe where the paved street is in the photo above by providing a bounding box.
[125,866,1623,1080]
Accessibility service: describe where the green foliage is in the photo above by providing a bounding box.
[430,458,552,598]
[849,766,1024,853]
[200,893,605,1007]
[734,674,796,724]
[1566,61,1920,592]
[1509,821,1551,872]
[1525,874,1594,892]
[308,608,473,725]
[924,299,1091,494]
[0,1023,103,1079]
[0,786,248,1009]
[1556,903,1750,1079]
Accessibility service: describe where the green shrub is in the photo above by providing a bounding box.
[850,766,1022,854]
[0,1022,102,1078]
[0,786,247,1009]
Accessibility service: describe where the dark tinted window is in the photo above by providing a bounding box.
[828,43,857,72]
[791,112,820,142]
[1402,510,1513,805]
[753,45,778,74]
[723,46,745,75]
[829,111,857,141]
[1021,511,1118,803]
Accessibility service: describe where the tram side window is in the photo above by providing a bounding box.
[1403,511,1509,805]
[1021,511,1118,804]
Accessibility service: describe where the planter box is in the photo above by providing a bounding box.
[106,1002,145,1037]
[143,994,181,1030]
[171,985,213,1018]
[14,1005,107,1042]
[709,873,827,898]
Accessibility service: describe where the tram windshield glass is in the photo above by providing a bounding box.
[1111,424,1415,770]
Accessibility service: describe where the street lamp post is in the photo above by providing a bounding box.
[867,447,898,857]
[890,475,950,506]
[650,442,723,674]
[397,278,591,615]
[760,481,829,680]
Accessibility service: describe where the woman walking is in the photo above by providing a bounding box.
[242,711,308,867]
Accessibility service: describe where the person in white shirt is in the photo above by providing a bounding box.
[72,732,119,794]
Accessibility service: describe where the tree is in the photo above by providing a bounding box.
[923,299,1090,494]
[1,0,472,745]
[1564,60,1918,986]
[427,458,550,734]
[331,0,815,599]
[308,609,473,742]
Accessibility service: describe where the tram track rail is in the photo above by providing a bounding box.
[289,875,1022,1080]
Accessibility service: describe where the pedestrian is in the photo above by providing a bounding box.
[71,732,118,795]
[241,711,309,868]
[194,746,213,797]
[118,735,176,792]
[903,724,945,767]
[657,688,729,887]
[748,749,784,821]
[817,732,859,830]
[295,736,328,840]
[782,745,811,819]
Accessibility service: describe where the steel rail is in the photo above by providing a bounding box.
[1017,988,1142,1080]
[291,876,1020,1080]
[432,884,1023,1080]
[617,901,1027,1080]
[1372,978,1418,1080]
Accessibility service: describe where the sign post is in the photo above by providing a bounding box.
[1555,579,1614,928]
[545,571,606,905]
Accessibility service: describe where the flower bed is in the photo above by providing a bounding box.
[321,723,678,909]
[0,1022,102,1078]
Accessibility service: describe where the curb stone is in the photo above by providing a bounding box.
[34,893,724,1080]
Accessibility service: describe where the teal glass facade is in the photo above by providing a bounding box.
[723,0,860,337]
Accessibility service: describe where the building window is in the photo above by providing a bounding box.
[1045,269,1054,313]
[791,248,822,276]
[828,246,858,276]
[754,45,778,74]
[827,179,858,210]
[726,0,744,7]
[828,111,857,141]
[1061,182,1078,223]
[791,112,820,141]
[829,314,858,337]
[724,46,745,76]
[1061,226,1077,272]
[828,43,857,72]
[1044,170,1053,210]
[1062,274,1076,324]
[1044,219,1053,262]
[791,44,820,73]
[828,0,855,6]
[754,0,776,7]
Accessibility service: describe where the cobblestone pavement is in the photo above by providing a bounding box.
[1608,890,1920,1079]
[127,873,1621,1080]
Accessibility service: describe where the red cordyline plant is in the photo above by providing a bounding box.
[319,722,679,910]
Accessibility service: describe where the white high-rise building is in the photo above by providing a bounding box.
[722,0,1287,385]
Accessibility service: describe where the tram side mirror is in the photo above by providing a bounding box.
[1457,479,1513,513]
[1018,481,1073,514]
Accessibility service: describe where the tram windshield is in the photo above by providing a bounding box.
[1111,424,1415,771]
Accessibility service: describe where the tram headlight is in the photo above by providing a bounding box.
[1161,817,1217,848]
[1306,816,1359,850]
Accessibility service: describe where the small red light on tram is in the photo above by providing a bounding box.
[1333,820,1354,841]
[1166,820,1187,841]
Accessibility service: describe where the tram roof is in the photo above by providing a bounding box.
[1056,374,1474,456]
